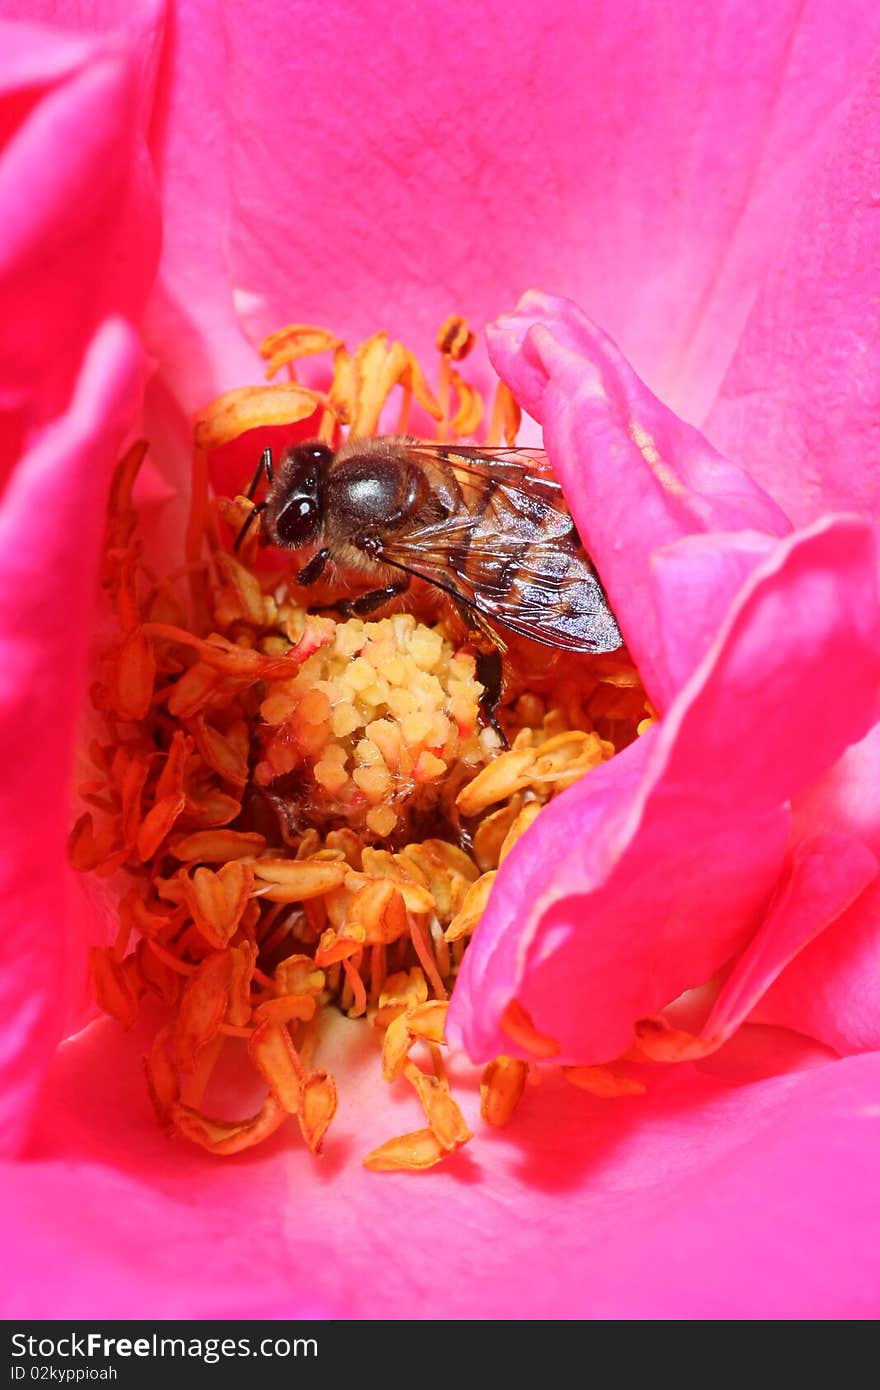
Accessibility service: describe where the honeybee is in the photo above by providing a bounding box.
[235,436,622,728]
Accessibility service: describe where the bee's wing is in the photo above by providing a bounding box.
[407,444,573,536]
[378,444,622,654]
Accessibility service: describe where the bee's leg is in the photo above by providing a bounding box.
[233,448,275,553]
[475,649,509,749]
[449,598,510,748]
[337,576,410,619]
[297,547,331,586]
[233,501,266,553]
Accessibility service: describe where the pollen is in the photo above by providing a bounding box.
[72,317,651,1170]
[256,610,489,839]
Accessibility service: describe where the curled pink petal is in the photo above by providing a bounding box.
[449,517,880,1065]
[487,291,790,710]
[0,14,159,448]
[0,17,96,87]
[0,16,158,1151]
[748,720,880,1054]
[754,724,880,1051]
[0,318,146,1154]
[754,878,880,1056]
[703,833,878,1046]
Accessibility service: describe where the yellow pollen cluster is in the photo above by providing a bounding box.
[70,316,652,1170]
[255,611,492,841]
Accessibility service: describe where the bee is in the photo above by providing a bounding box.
[235,436,622,730]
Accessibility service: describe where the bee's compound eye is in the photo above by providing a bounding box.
[274,495,319,548]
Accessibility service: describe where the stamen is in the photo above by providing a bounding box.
[480,1056,529,1127]
[500,1000,562,1059]
[435,315,476,359]
[563,1066,646,1097]
[362,1127,451,1173]
[436,354,451,443]
[260,324,343,381]
[486,381,522,448]
[194,384,324,450]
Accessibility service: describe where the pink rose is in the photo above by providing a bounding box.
[3,0,880,1319]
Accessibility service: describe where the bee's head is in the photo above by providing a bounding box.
[265,441,332,549]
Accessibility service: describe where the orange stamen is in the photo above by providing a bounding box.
[499,999,562,1059]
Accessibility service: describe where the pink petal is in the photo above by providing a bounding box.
[41,1,871,419]
[0,17,96,87]
[0,3,166,126]
[6,1013,880,1318]
[0,16,159,1149]
[721,677,880,1058]
[694,1021,836,1085]
[201,2,880,427]
[755,879,880,1055]
[703,833,877,1046]
[0,13,159,455]
[448,517,880,1066]
[707,51,880,524]
[141,0,259,409]
[487,291,790,711]
[747,723,880,1054]
[0,318,146,1155]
